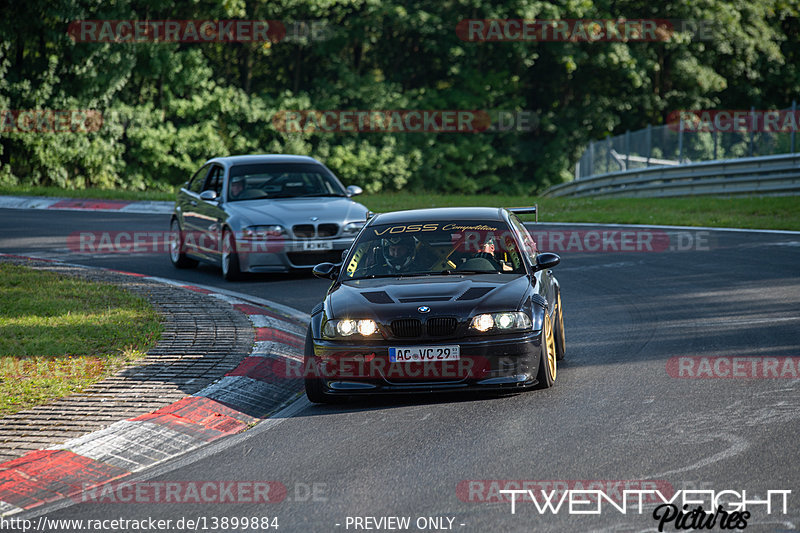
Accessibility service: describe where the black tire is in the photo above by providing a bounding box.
[169,219,198,269]
[304,327,340,403]
[535,311,557,389]
[221,228,242,281]
[554,290,566,361]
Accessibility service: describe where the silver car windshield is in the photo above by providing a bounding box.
[343,220,528,279]
[228,163,347,201]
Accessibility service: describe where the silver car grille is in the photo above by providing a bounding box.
[292,223,339,239]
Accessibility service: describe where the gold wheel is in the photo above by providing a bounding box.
[545,312,557,381]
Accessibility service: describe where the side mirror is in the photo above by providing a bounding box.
[533,252,560,272]
[199,190,218,202]
[313,262,340,280]
[346,185,363,197]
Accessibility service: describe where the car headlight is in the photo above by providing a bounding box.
[342,221,365,236]
[469,311,532,333]
[323,318,380,338]
[242,225,285,239]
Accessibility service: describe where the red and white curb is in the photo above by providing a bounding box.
[0,195,173,214]
[0,257,309,516]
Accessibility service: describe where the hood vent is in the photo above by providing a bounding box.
[456,286,494,301]
[362,291,395,304]
[398,297,451,303]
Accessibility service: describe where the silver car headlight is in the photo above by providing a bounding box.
[342,221,365,236]
[242,225,285,239]
[323,318,380,338]
[469,311,533,333]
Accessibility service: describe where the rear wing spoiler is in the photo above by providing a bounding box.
[508,204,538,223]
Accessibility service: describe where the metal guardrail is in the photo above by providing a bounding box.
[543,153,800,198]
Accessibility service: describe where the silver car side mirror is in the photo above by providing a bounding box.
[346,185,363,197]
[199,190,218,201]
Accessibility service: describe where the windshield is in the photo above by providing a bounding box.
[344,220,528,279]
[227,163,346,201]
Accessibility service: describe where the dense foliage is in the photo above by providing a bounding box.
[1,1,798,194]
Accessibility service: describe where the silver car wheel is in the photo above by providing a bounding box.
[169,220,181,263]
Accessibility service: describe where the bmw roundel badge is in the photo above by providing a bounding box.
[418,306,430,313]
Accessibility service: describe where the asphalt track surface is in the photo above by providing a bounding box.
[1,207,799,532]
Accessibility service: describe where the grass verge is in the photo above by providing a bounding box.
[0,263,162,417]
[0,185,176,202]
[360,194,800,230]
[1,186,798,230]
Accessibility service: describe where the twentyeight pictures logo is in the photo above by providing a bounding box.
[459,481,791,531]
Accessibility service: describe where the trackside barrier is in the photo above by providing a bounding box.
[543,153,800,198]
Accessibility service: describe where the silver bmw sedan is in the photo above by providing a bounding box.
[169,154,369,280]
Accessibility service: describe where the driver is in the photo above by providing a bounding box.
[381,236,420,273]
[470,236,502,270]
[474,236,496,260]
[229,176,246,199]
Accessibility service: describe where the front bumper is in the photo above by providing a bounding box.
[309,332,544,395]
[237,237,355,272]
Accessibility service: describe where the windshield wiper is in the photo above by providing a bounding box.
[353,272,431,280]
[299,193,346,198]
[436,269,496,275]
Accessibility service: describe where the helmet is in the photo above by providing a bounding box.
[382,236,417,271]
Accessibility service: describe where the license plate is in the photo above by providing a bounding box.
[303,241,333,251]
[389,345,460,362]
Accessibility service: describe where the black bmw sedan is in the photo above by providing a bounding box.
[305,206,565,402]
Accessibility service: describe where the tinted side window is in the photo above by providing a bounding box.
[509,214,537,262]
[187,164,211,194]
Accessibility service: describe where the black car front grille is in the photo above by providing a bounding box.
[391,319,422,338]
[426,317,458,336]
[317,223,339,237]
[390,317,458,338]
[293,224,315,238]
